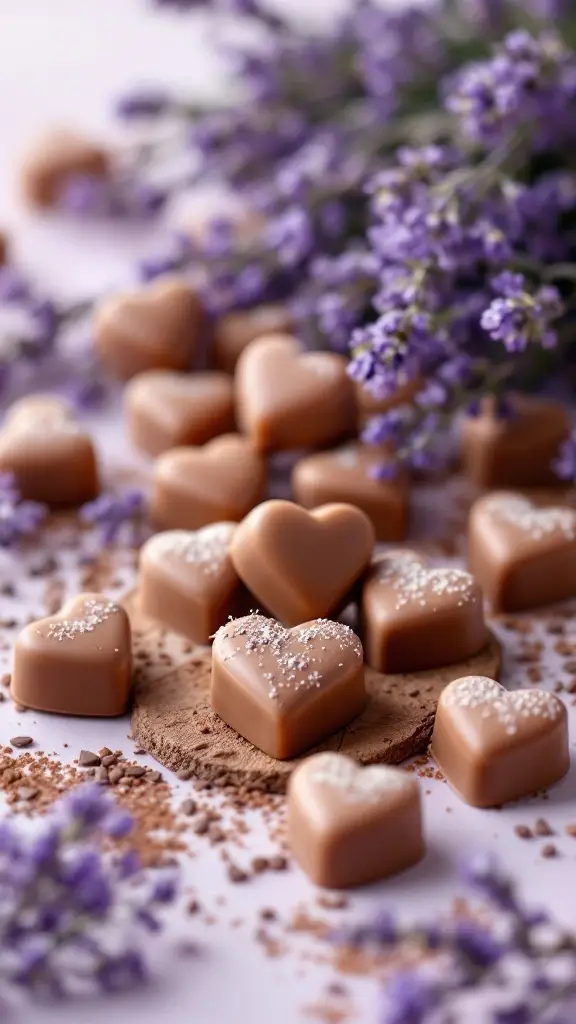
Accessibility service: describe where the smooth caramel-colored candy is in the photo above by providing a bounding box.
[468,491,576,612]
[12,593,132,717]
[460,395,570,489]
[211,614,366,760]
[213,305,292,374]
[0,395,99,507]
[93,275,202,381]
[230,500,375,627]
[288,753,424,888]
[292,443,409,542]
[20,130,110,209]
[361,550,486,673]
[125,369,235,457]
[431,676,569,807]
[235,334,356,453]
[151,434,266,531]
[139,523,248,644]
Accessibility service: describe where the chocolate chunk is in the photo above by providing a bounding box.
[181,799,197,816]
[534,818,554,837]
[227,864,249,883]
[287,752,424,888]
[514,824,533,839]
[78,750,101,768]
[10,736,33,748]
[430,676,569,807]
[124,765,146,778]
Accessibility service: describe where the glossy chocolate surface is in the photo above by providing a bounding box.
[211,614,366,759]
[468,491,576,612]
[288,752,424,888]
[235,334,356,453]
[12,593,132,716]
[94,275,202,381]
[139,523,247,644]
[362,549,486,673]
[292,443,409,542]
[0,395,99,506]
[460,395,570,489]
[125,369,235,457]
[230,500,375,627]
[431,675,569,807]
[151,433,266,531]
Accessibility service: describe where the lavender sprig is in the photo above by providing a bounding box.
[0,784,177,1011]
[0,473,47,548]
[79,490,149,548]
[331,855,576,1023]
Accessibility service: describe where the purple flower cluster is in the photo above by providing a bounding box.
[0,784,176,1009]
[0,473,47,548]
[80,490,149,548]
[481,271,562,351]
[331,855,576,1023]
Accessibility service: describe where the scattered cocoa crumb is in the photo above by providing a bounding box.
[192,814,210,835]
[1,673,11,688]
[187,898,201,915]
[227,864,249,883]
[78,750,101,768]
[541,844,558,858]
[317,893,349,911]
[251,856,269,873]
[565,825,576,838]
[181,799,197,816]
[268,855,288,872]
[514,825,532,840]
[534,818,554,837]
[10,736,33,749]
[98,747,113,757]
[259,907,277,921]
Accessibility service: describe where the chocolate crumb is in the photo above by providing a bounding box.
[534,818,554,837]
[10,736,33,749]
[187,898,201,915]
[176,768,193,781]
[251,856,269,873]
[316,893,349,910]
[1,673,11,688]
[227,864,249,883]
[268,855,288,872]
[259,907,277,921]
[124,765,146,778]
[101,754,117,767]
[181,799,197,816]
[565,825,576,838]
[192,814,210,835]
[78,750,101,768]
[98,747,113,757]
[17,786,38,802]
[541,843,558,858]
[95,767,109,785]
[514,824,533,839]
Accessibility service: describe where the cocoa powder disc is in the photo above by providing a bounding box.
[126,591,501,793]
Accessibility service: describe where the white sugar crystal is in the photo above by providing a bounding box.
[485,494,576,540]
[310,753,406,801]
[444,676,562,735]
[148,524,235,573]
[44,599,119,642]
[377,553,476,610]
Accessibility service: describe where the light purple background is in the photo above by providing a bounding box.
[0,3,575,1022]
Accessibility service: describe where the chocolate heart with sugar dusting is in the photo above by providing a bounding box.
[288,752,424,888]
[361,549,486,673]
[468,491,576,612]
[235,335,356,453]
[125,369,235,457]
[211,613,366,759]
[151,434,266,531]
[230,499,375,627]
[139,522,246,645]
[12,593,132,716]
[431,675,569,807]
[0,395,99,506]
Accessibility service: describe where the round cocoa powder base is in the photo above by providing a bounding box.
[126,591,501,793]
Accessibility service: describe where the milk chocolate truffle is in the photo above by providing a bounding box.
[211,614,366,759]
[292,443,409,542]
[468,492,576,612]
[288,753,424,888]
[139,523,247,644]
[20,130,110,209]
[362,550,486,673]
[0,395,99,506]
[12,594,132,716]
[460,395,570,489]
[93,275,202,381]
[151,434,266,531]
[213,305,292,374]
[230,500,375,627]
[235,335,356,453]
[431,676,569,807]
[125,370,235,457]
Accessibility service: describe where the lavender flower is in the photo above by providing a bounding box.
[79,490,149,547]
[0,784,177,1009]
[481,274,562,351]
[0,473,47,548]
[553,428,576,482]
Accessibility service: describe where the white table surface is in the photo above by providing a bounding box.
[0,3,576,1023]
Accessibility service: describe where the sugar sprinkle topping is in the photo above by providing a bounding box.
[43,599,119,642]
[376,553,476,610]
[309,753,408,802]
[484,494,576,540]
[444,676,562,735]
[147,524,235,573]
[215,613,362,700]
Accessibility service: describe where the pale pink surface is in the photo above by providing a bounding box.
[0,3,575,1022]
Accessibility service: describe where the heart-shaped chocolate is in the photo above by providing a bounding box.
[292,443,409,542]
[139,523,247,644]
[151,433,266,531]
[125,369,235,457]
[230,499,375,627]
[211,613,366,759]
[288,752,423,887]
[235,335,356,453]
[213,304,292,374]
[20,129,110,209]
[0,395,99,506]
[361,549,486,673]
[12,593,132,716]
[94,275,202,381]
[468,491,576,611]
[431,675,569,807]
[460,394,570,488]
